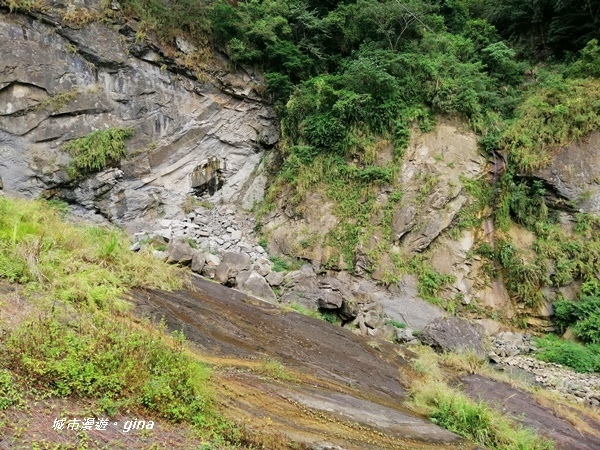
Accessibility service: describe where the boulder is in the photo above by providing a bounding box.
[266,271,285,287]
[281,276,357,316]
[237,270,277,303]
[166,237,196,265]
[215,262,232,284]
[377,275,444,330]
[420,317,487,358]
[222,251,251,275]
[191,252,205,274]
[252,256,272,277]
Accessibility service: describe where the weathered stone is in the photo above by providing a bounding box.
[166,237,196,265]
[215,262,232,284]
[266,271,285,287]
[364,309,382,329]
[395,327,417,344]
[152,250,167,261]
[237,271,277,303]
[0,9,278,226]
[205,253,222,266]
[534,132,600,214]
[191,252,205,274]
[379,275,445,330]
[252,256,272,277]
[420,317,487,359]
[221,251,251,275]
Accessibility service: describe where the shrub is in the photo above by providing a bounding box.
[5,315,213,422]
[63,128,134,178]
[535,335,600,373]
[553,296,600,343]
[0,369,22,410]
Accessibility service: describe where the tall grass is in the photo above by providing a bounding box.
[409,347,554,450]
[0,196,182,310]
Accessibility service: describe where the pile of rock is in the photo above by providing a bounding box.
[132,204,282,302]
[487,332,600,408]
[489,331,537,359]
[496,355,600,408]
[148,204,267,261]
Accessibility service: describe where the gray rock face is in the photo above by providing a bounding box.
[0,6,278,227]
[191,252,206,274]
[390,124,483,253]
[534,132,600,215]
[420,317,487,358]
[221,251,251,276]
[281,276,356,316]
[377,275,445,330]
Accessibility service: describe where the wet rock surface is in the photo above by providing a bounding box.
[129,277,474,450]
[462,374,600,450]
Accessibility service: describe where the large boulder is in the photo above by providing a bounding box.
[280,276,358,319]
[215,251,252,283]
[166,237,196,265]
[376,275,445,330]
[420,317,487,358]
[236,270,277,303]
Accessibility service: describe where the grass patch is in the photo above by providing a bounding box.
[269,255,301,273]
[409,347,555,450]
[288,303,341,325]
[0,195,181,310]
[500,76,600,174]
[4,314,214,423]
[256,358,296,382]
[385,319,406,329]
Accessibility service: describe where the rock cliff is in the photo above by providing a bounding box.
[0,2,278,231]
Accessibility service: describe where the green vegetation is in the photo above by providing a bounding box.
[288,302,341,325]
[63,128,134,179]
[410,347,555,450]
[535,335,600,374]
[499,75,600,173]
[0,196,180,309]
[0,369,22,410]
[257,358,296,382]
[554,290,600,344]
[119,0,211,47]
[385,319,406,329]
[6,315,214,423]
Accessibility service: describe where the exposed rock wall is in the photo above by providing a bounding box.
[533,132,600,215]
[0,4,278,230]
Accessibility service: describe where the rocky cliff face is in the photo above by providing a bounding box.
[0,3,278,230]
[3,2,599,341]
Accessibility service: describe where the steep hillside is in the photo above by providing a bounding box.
[2,0,600,449]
